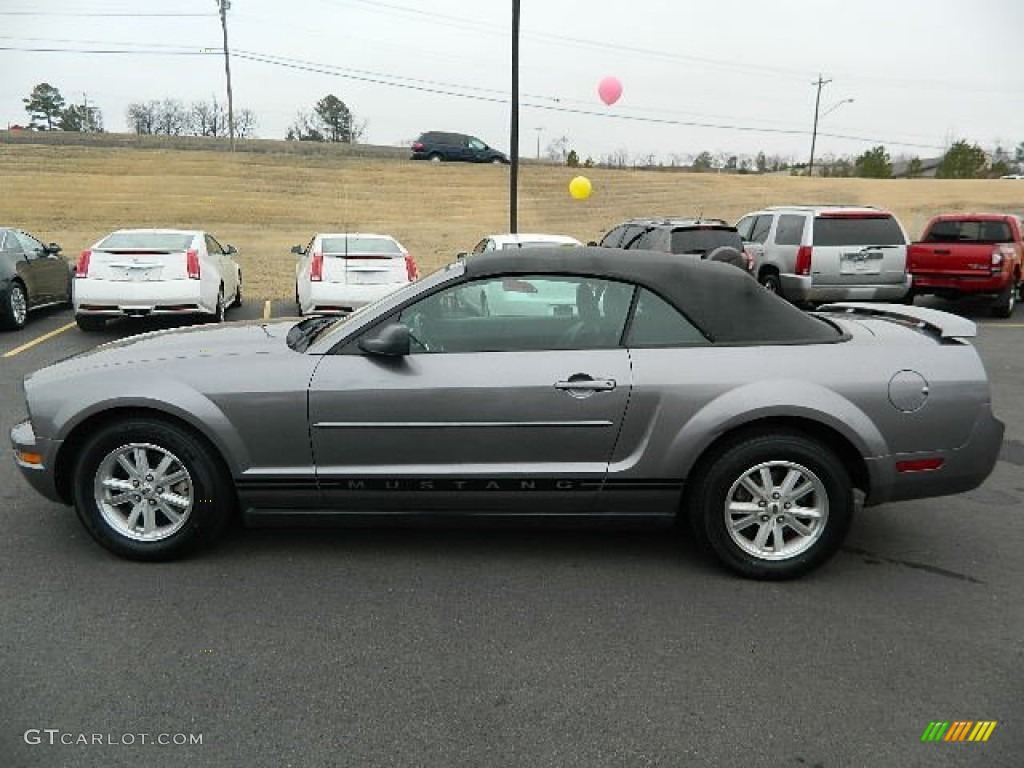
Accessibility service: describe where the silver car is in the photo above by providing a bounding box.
[10,247,1004,579]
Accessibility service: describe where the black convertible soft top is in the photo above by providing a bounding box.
[463,246,839,344]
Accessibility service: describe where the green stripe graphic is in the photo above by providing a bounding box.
[921,722,950,742]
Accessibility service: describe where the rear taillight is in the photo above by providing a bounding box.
[310,252,323,281]
[992,245,1013,272]
[412,142,424,151]
[75,250,91,278]
[404,254,419,281]
[795,245,812,276]
[502,278,538,293]
[186,249,201,279]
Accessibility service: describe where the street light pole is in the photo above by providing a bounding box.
[509,0,520,234]
[216,0,235,151]
[808,74,831,178]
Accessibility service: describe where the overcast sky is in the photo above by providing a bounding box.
[2,0,1022,163]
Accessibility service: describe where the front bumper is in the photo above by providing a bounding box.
[780,274,912,303]
[10,419,65,504]
[866,403,1005,506]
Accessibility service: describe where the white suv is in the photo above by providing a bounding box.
[736,206,911,304]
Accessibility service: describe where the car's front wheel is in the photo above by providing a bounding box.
[211,286,226,322]
[759,272,782,296]
[0,281,28,330]
[72,418,234,560]
[689,431,853,579]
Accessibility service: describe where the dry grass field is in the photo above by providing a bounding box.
[3,142,1023,299]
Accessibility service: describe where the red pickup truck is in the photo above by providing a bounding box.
[907,213,1024,317]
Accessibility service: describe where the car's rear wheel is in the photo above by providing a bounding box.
[688,431,853,579]
[72,418,234,561]
[428,153,443,163]
[233,273,243,307]
[992,281,1016,318]
[759,272,783,297]
[75,314,107,332]
[491,157,503,165]
[0,280,28,330]
[211,286,226,322]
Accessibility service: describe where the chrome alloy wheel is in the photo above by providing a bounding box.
[723,460,828,561]
[10,283,28,326]
[93,443,193,542]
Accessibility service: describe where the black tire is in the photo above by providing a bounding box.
[992,281,1016,318]
[0,280,29,330]
[428,153,443,163]
[901,289,916,305]
[705,246,746,270]
[688,431,854,579]
[760,271,783,297]
[232,274,243,307]
[491,157,503,165]
[72,417,234,561]
[210,286,226,323]
[75,314,107,332]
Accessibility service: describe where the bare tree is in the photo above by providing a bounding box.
[155,99,189,136]
[126,101,159,135]
[233,108,257,139]
[545,135,570,163]
[190,98,228,137]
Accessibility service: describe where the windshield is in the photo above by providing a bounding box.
[321,236,403,255]
[813,216,905,246]
[289,261,465,351]
[670,229,743,254]
[98,232,195,251]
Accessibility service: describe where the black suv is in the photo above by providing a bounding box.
[596,217,749,270]
[411,131,509,164]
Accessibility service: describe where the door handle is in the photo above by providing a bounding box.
[555,378,616,392]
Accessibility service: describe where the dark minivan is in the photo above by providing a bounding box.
[411,131,509,164]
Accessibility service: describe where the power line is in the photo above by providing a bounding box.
[0,11,215,17]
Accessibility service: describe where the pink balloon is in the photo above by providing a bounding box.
[597,76,622,106]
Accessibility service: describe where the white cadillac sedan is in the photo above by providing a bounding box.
[73,229,242,331]
[293,233,419,315]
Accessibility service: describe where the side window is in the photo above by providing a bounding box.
[749,215,772,244]
[598,226,625,248]
[774,215,806,246]
[735,216,756,241]
[619,225,649,249]
[395,276,633,353]
[632,229,664,251]
[14,231,44,257]
[205,235,224,254]
[626,289,709,347]
[468,138,486,150]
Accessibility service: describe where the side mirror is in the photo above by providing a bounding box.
[45,242,62,255]
[358,322,410,357]
[455,251,468,260]
[225,244,237,255]
[290,245,305,255]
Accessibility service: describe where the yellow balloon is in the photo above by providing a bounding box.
[569,176,592,200]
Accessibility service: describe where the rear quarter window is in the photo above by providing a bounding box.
[813,215,906,246]
[774,215,806,246]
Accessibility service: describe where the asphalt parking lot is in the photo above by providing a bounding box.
[1,297,1022,767]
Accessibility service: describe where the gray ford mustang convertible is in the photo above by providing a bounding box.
[11,247,1004,578]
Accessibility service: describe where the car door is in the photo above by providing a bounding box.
[204,234,231,294]
[307,274,634,514]
[13,230,64,305]
[736,214,771,270]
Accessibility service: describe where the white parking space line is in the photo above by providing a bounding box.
[2,321,78,358]
[979,323,1024,328]
[263,300,272,320]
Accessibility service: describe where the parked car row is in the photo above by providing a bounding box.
[5,207,1022,333]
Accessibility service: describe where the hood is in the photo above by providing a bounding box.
[28,319,299,382]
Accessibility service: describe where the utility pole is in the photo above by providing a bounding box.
[82,92,89,132]
[509,0,520,233]
[534,126,543,160]
[216,0,236,150]
[808,74,831,178]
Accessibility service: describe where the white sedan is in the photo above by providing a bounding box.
[458,232,583,258]
[293,233,418,315]
[73,229,242,331]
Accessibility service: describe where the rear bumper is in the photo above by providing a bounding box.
[781,274,912,303]
[305,282,406,314]
[911,274,1009,295]
[10,419,65,504]
[866,403,1005,506]
[73,279,212,315]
